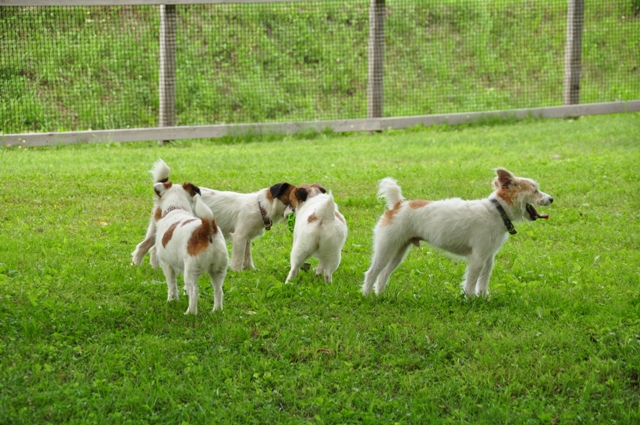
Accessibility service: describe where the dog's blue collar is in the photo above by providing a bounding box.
[490,198,517,235]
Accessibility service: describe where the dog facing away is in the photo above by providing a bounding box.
[131,159,300,271]
[362,168,553,297]
[132,159,173,267]
[153,180,228,315]
[283,185,348,284]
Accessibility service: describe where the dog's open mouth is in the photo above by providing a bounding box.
[526,203,549,221]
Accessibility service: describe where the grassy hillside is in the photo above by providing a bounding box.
[1,114,639,423]
[0,0,639,133]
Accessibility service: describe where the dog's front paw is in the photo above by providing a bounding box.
[167,293,179,302]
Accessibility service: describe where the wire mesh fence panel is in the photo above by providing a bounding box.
[0,6,159,133]
[384,0,569,116]
[175,1,369,126]
[581,1,640,104]
[1,1,638,135]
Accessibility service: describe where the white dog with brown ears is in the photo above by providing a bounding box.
[152,176,228,315]
[362,168,553,298]
[132,159,299,271]
[283,184,348,284]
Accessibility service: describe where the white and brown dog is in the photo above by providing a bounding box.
[283,185,348,284]
[198,182,299,271]
[362,168,553,297]
[132,159,298,271]
[132,159,174,268]
[152,177,228,315]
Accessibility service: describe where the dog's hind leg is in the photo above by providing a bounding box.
[162,264,179,301]
[149,246,159,269]
[285,267,299,284]
[320,252,342,284]
[209,267,226,312]
[323,270,333,284]
[363,255,387,295]
[374,242,411,295]
[183,269,200,315]
[363,236,403,296]
[286,242,315,284]
[132,221,157,265]
[362,260,382,296]
[475,255,495,297]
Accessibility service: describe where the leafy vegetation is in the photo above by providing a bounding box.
[1,114,639,423]
[1,1,639,133]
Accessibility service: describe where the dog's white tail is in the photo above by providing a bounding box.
[195,195,214,221]
[151,158,171,183]
[378,177,404,209]
[315,193,336,222]
[194,195,219,235]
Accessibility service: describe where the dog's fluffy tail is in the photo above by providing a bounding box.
[195,195,213,221]
[151,158,171,183]
[315,193,337,222]
[378,177,404,209]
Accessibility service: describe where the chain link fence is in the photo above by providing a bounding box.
[1,1,638,135]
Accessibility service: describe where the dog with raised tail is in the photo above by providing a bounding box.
[362,168,553,297]
[153,179,228,315]
[132,159,298,271]
[131,159,173,266]
[283,185,348,284]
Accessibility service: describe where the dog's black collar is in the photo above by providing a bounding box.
[258,201,272,231]
[162,206,189,218]
[490,198,517,235]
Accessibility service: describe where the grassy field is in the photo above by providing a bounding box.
[1,0,639,133]
[1,114,639,423]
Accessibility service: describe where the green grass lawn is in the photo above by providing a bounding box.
[1,114,639,423]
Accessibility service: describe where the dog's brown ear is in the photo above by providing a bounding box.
[269,182,292,199]
[494,168,516,189]
[182,183,201,197]
[295,187,308,203]
[313,183,327,194]
[154,181,172,198]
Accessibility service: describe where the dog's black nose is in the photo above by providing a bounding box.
[549,197,554,204]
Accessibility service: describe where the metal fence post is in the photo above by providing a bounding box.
[564,0,584,105]
[367,0,385,119]
[159,4,177,145]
